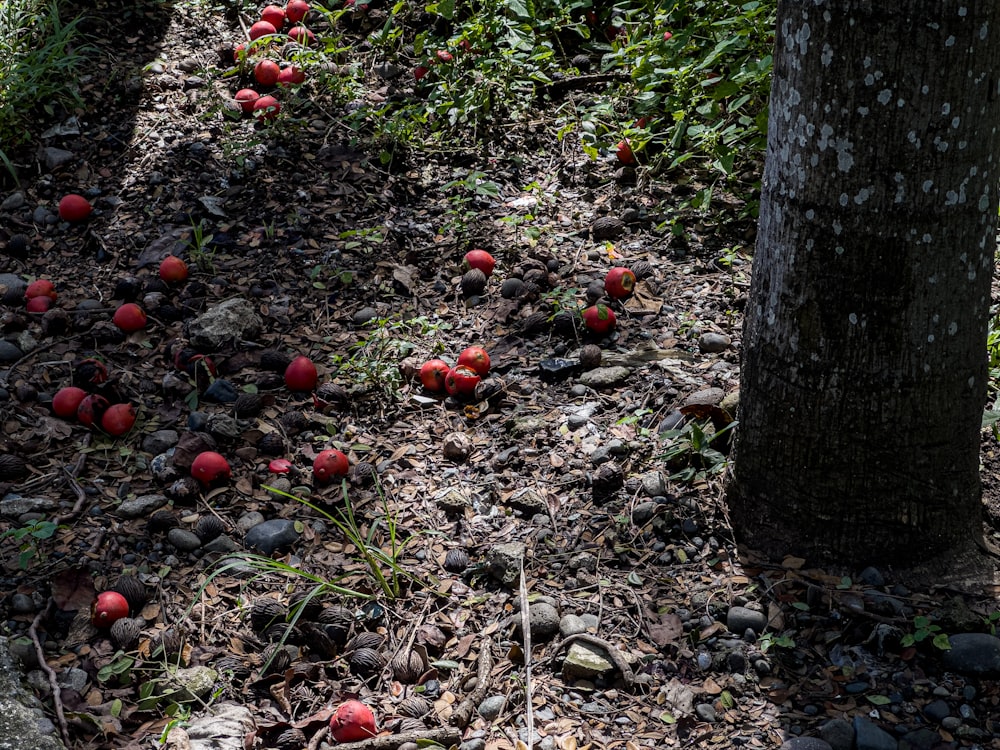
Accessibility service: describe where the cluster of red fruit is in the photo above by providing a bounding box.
[419,345,491,399]
[231,0,312,122]
[51,360,137,436]
[581,265,637,335]
[413,39,473,81]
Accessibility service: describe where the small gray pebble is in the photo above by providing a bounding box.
[167,528,203,552]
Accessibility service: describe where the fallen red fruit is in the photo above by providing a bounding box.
[113,302,148,332]
[285,355,318,391]
[329,699,377,742]
[313,449,349,483]
[260,4,286,28]
[419,359,450,392]
[604,267,636,299]
[413,65,430,81]
[52,386,88,419]
[233,42,248,63]
[77,394,110,429]
[253,95,281,122]
[615,139,637,166]
[26,296,52,313]
[191,451,231,485]
[58,194,92,222]
[91,591,130,628]
[436,49,453,63]
[285,0,309,24]
[75,357,108,385]
[287,25,315,45]
[444,365,480,398]
[159,255,189,283]
[235,88,260,113]
[582,304,617,334]
[268,458,293,474]
[25,279,57,300]
[663,30,673,41]
[101,403,137,436]
[457,346,490,377]
[463,249,495,277]
[277,66,305,86]
[249,20,277,40]
[254,59,281,86]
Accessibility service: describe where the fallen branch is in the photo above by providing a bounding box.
[449,636,495,729]
[307,725,462,750]
[30,599,71,747]
[547,633,636,688]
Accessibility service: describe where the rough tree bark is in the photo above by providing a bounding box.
[728,1,1000,569]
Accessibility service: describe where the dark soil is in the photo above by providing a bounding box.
[2,2,1000,749]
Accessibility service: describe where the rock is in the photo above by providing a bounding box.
[0,274,27,304]
[40,146,75,170]
[538,358,580,383]
[818,718,854,750]
[459,740,487,750]
[244,519,300,555]
[697,332,731,353]
[434,488,473,513]
[726,606,767,636]
[857,566,885,586]
[0,495,57,518]
[559,614,589,637]
[477,695,506,721]
[236,512,265,535]
[0,637,64,750]
[577,366,630,389]
[779,740,832,750]
[142,430,179,455]
[941,633,1000,675]
[640,471,667,497]
[10,594,34,614]
[507,416,547,437]
[561,640,614,680]
[487,542,525,587]
[1,192,25,210]
[519,602,560,641]
[353,306,378,326]
[632,501,656,525]
[117,493,169,519]
[58,667,89,693]
[567,401,601,430]
[853,716,896,750]
[185,298,262,350]
[591,461,624,505]
[204,379,239,403]
[695,703,717,722]
[203,535,240,554]
[0,340,23,363]
[442,432,472,463]
[923,698,950,722]
[167,528,203,552]
[507,488,547,515]
[168,665,219,703]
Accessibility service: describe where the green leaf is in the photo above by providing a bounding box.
[867,694,892,706]
[429,659,461,670]
[659,711,677,724]
[932,633,952,651]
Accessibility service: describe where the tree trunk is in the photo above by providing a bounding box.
[729,0,1000,568]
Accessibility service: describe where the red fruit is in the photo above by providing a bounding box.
[26,296,52,313]
[91,591,130,628]
[313,449,349,483]
[249,20,277,40]
[285,0,309,24]
[463,249,495,277]
[101,403,136,436]
[436,49,453,63]
[604,267,636,299]
[253,95,281,122]
[413,65,430,80]
[277,66,305,86]
[260,4,286,28]
[287,25,315,45]
[159,255,188,283]
[191,451,231,485]
[457,346,490,377]
[235,88,260,113]
[113,302,147,332]
[58,194,92,222]
[582,304,617,334]
[329,699,377,742]
[663,31,673,41]
[52,386,88,418]
[615,139,637,165]
[254,59,280,86]
[25,279,57,300]
[444,365,480,398]
[77,394,110,428]
[233,42,248,62]
[458,39,472,52]
[419,359,450,392]
[75,357,108,385]
[268,458,293,474]
[284,355,318,391]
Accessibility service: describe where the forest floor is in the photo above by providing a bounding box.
[2,1,1000,749]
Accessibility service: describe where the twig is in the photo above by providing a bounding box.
[29,600,70,747]
[53,435,91,526]
[308,725,461,750]
[519,556,533,750]
[449,636,494,729]
[547,633,636,688]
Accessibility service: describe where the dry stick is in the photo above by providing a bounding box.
[29,600,71,748]
[53,435,92,526]
[518,556,534,750]
[546,633,636,688]
[449,635,494,729]
[307,725,461,750]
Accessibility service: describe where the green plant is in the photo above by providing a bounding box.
[900,615,951,650]
[984,610,1000,635]
[758,632,795,653]
[660,419,736,482]
[0,519,61,569]
[185,219,215,272]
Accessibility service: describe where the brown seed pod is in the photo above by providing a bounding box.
[249,598,287,633]
[288,590,324,621]
[274,728,308,750]
[397,695,431,718]
[279,411,308,435]
[112,575,149,611]
[194,515,225,543]
[461,268,488,297]
[579,344,603,370]
[147,509,178,533]
[389,716,428,733]
[109,617,143,650]
[233,392,263,418]
[316,382,348,404]
[630,259,654,280]
[215,655,252,681]
[443,548,470,573]
[260,349,293,372]
[151,628,183,660]
[264,622,298,643]
[348,646,385,677]
[351,461,377,487]
[345,631,385,652]
[390,649,425,683]
[518,311,550,337]
[591,215,625,241]
[0,454,28,480]
[261,644,292,675]
[318,605,355,645]
[257,432,286,456]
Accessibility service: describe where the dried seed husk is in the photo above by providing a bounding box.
[233,392,263,418]
[318,605,355,644]
[348,646,385,677]
[397,695,431,718]
[461,268,488,297]
[279,411,308,435]
[257,432,285,456]
[249,598,287,633]
[109,617,143,650]
[147,509,178,533]
[215,655,252,681]
[288,590,324,621]
[194,515,225,543]
[630,259,654,279]
[112,575,149,611]
[261,644,292,675]
[389,716,428,733]
[390,649,425,683]
[443,548,470,573]
[274,728,307,750]
[579,344,603,369]
[0,454,28,480]
[591,215,625,240]
[260,349,292,371]
[345,631,384,652]
[151,629,183,660]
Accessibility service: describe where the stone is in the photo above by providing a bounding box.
[632,502,656,525]
[0,637,64,750]
[477,695,506,721]
[1,192,25,210]
[168,665,219,703]
[853,716,896,750]
[923,698,950,722]
[567,402,601,430]
[487,542,525,587]
[726,606,767,636]
[185,298,262,350]
[818,718,853,750]
[167,528,203,552]
[695,703,717,722]
[353,306,378,326]
[0,495,57,518]
[244,519,300,555]
[538,358,580,383]
[58,667,89,693]
[779,740,832,750]
[697,332,731,353]
[521,602,560,641]
[562,641,614,680]
[40,146,75,170]
[117,493,169,519]
[459,740,486,750]
[0,340,23,364]
[858,566,885,586]
[941,633,1000,675]
[142,430,179,456]
[0,274,28,304]
[640,471,667,497]
[507,488,547,514]
[577,366,631,388]
[559,614,589,637]
[203,535,240,554]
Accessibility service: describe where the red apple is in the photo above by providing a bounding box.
[287,25,315,45]
[582,304,617,334]
[254,59,280,86]
[604,267,636,299]
[277,66,305,86]
[330,699,377,742]
[285,0,309,24]
[191,451,231,485]
[26,296,52,313]
[25,279,57,300]
[235,88,260,113]
[419,359,450,392]
[101,403,136,436]
[444,365,480,398]
[313,449,349,483]
[248,20,277,40]
[77,394,110,428]
[113,303,147,332]
[285,355,318,391]
[58,194,92,222]
[260,4,286,28]
[52,386,87,418]
[457,346,490,377]
[159,255,188,283]
[253,95,281,122]
[463,249,495,277]
[91,591,130,628]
